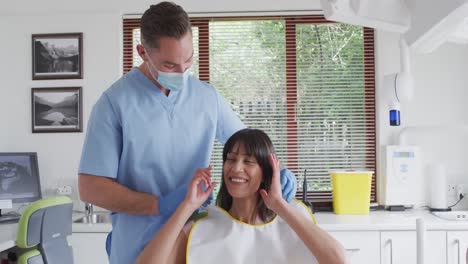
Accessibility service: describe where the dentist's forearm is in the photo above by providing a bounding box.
[136,201,196,264]
[276,201,347,264]
[79,174,159,215]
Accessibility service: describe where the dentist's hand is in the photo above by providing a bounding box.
[184,166,217,211]
[280,167,297,203]
[260,154,285,212]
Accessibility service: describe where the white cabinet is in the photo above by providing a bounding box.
[380,231,446,264]
[447,231,468,264]
[71,233,109,264]
[329,231,380,264]
[381,231,416,264]
[315,211,468,264]
[426,231,447,264]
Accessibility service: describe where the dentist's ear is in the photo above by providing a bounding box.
[136,44,149,61]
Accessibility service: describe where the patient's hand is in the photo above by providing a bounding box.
[184,166,217,211]
[260,154,285,212]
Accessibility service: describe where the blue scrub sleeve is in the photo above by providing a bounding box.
[214,90,246,144]
[79,93,122,178]
[105,231,112,257]
[158,184,212,217]
[158,183,188,217]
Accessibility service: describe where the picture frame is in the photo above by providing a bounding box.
[31,87,83,133]
[32,33,83,80]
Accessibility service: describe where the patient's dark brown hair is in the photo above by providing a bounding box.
[216,128,276,223]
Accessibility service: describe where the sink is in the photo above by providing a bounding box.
[74,213,111,224]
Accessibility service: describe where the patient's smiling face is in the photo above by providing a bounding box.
[223,143,263,199]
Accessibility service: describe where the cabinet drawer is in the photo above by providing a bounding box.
[329,231,380,264]
[71,233,109,264]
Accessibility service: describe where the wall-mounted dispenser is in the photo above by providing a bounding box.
[384,37,414,126]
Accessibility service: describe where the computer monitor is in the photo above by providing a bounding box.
[0,152,42,212]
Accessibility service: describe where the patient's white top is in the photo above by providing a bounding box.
[186,199,318,264]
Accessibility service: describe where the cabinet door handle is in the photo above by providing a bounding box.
[454,239,460,264]
[387,238,393,264]
[345,248,361,252]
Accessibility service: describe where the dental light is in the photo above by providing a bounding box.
[320,0,411,33]
[404,0,468,53]
[321,0,468,52]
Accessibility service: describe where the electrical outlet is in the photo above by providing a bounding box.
[448,184,457,200]
[56,185,72,195]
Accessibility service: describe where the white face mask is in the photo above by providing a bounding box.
[145,51,190,92]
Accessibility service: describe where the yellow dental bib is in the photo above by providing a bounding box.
[186,199,318,264]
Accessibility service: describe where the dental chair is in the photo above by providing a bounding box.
[16,196,74,264]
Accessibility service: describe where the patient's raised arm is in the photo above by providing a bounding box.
[260,154,347,264]
[136,167,216,264]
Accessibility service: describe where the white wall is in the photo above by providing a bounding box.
[375,30,468,208]
[403,42,468,209]
[0,12,121,203]
[1,1,468,209]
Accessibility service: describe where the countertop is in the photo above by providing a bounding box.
[71,209,468,232]
[314,209,468,231]
[3,209,468,252]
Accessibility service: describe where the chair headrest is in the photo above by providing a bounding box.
[17,196,73,248]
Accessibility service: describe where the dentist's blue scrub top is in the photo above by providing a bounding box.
[78,67,245,264]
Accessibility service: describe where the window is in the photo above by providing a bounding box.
[123,15,376,203]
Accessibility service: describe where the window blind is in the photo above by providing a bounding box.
[123,15,376,203]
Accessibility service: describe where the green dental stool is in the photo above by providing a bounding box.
[16,196,74,264]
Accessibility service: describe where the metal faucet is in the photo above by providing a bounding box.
[84,202,94,217]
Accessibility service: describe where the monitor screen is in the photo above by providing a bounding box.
[0,152,42,203]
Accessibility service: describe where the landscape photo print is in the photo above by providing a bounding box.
[32,33,83,80]
[31,87,82,133]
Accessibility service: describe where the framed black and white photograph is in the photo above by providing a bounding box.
[31,87,82,133]
[32,33,83,80]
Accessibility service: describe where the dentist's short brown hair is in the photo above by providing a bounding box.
[140,1,192,49]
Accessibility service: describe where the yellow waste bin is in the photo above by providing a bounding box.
[330,170,373,214]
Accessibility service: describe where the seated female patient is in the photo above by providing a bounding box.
[137,128,347,264]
